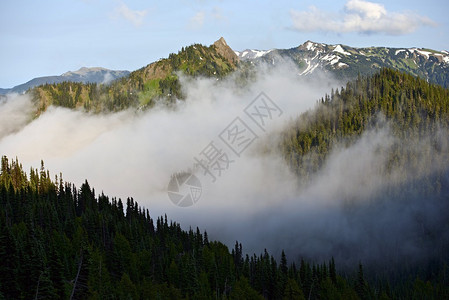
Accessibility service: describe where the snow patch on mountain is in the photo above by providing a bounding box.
[305,41,316,51]
[231,41,449,86]
[333,45,351,56]
[331,58,340,65]
[416,50,432,59]
[235,49,273,60]
[299,59,319,75]
[256,50,272,58]
[322,53,341,64]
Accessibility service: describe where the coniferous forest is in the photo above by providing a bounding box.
[283,68,449,176]
[1,68,449,299]
[0,156,448,300]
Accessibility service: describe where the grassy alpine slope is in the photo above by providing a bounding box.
[30,38,238,115]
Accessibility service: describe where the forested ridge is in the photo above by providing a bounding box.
[30,40,237,115]
[283,68,449,177]
[280,70,449,277]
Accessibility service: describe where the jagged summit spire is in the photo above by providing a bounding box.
[214,37,228,47]
[213,37,238,64]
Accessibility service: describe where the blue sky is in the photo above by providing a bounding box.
[1,0,447,88]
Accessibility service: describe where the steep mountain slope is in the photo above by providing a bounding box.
[283,68,449,176]
[31,37,238,114]
[0,67,130,95]
[236,41,449,87]
[2,69,449,298]
[279,69,449,279]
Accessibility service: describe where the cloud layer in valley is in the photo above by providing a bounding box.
[1,61,448,270]
[0,94,35,140]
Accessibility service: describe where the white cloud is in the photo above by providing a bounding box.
[189,7,227,29]
[345,0,386,19]
[0,62,340,261]
[190,11,205,28]
[113,2,147,27]
[0,94,34,140]
[2,62,448,267]
[211,6,226,22]
[290,0,436,35]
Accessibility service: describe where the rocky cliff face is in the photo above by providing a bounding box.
[213,37,239,67]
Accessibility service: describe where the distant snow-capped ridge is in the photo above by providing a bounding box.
[235,41,449,63]
[233,41,449,87]
[234,49,274,60]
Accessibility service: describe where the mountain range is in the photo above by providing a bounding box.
[236,40,449,88]
[0,67,129,95]
[5,38,449,113]
[2,38,449,299]
[29,38,238,113]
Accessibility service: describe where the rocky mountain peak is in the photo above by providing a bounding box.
[213,37,239,65]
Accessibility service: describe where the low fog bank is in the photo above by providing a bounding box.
[246,127,449,268]
[1,61,448,270]
[0,93,34,139]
